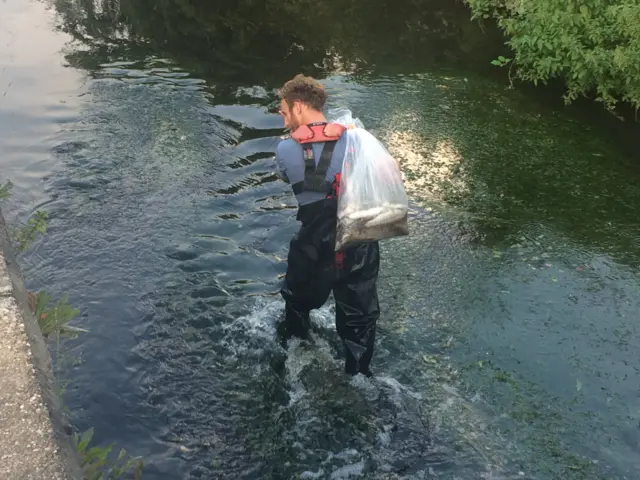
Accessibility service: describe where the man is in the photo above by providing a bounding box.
[275,74,380,377]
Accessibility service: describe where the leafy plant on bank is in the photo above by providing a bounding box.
[30,291,86,338]
[0,181,49,252]
[1,179,145,479]
[74,429,144,480]
[0,181,12,200]
[15,210,49,253]
[466,0,640,112]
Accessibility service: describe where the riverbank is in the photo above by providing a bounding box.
[0,210,81,479]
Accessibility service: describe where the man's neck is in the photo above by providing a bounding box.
[301,111,327,125]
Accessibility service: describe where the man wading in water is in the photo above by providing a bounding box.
[275,74,380,377]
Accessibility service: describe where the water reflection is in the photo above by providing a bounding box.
[53,0,502,87]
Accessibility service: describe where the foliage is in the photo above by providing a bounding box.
[74,428,144,480]
[15,210,48,252]
[31,291,86,338]
[0,181,49,252]
[490,55,511,67]
[0,181,12,200]
[466,0,640,111]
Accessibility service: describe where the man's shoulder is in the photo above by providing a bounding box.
[276,129,353,158]
[276,137,302,158]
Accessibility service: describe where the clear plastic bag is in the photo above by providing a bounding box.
[327,107,366,130]
[328,110,409,251]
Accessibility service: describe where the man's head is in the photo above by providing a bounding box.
[278,74,328,130]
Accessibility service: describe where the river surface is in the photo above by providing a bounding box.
[2,0,640,479]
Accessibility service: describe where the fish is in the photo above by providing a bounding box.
[344,206,383,220]
[364,207,408,227]
[336,210,409,251]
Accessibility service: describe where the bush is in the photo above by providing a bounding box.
[466,0,640,110]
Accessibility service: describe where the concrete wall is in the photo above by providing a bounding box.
[0,210,82,479]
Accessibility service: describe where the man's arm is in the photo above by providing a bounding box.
[275,141,290,183]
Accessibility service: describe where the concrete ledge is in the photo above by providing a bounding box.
[0,210,82,479]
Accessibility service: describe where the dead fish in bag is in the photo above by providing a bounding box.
[341,206,383,221]
[364,206,408,227]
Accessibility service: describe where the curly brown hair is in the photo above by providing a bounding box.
[279,74,328,111]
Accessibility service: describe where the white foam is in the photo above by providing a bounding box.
[376,426,392,447]
[349,372,380,401]
[284,333,343,409]
[335,449,359,460]
[329,461,365,479]
[284,338,312,407]
[300,469,324,479]
[309,302,335,329]
[229,297,334,347]
[232,297,281,339]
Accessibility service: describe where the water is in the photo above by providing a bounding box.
[2,0,640,479]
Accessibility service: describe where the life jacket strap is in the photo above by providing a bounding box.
[291,140,338,194]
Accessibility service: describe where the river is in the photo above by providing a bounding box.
[2,0,640,479]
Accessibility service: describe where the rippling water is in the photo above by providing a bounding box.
[3,0,640,479]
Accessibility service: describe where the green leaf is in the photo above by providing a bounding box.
[78,428,95,452]
[116,449,127,462]
[0,181,13,200]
